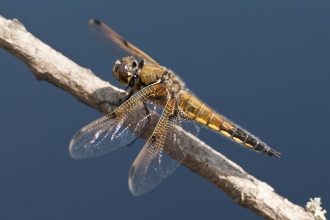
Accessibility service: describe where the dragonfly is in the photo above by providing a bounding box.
[69,19,281,196]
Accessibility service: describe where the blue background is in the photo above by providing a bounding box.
[1,1,329,219]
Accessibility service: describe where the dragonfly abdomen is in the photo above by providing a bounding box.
[178,91,280,158]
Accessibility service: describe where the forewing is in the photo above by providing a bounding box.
[89,19,159,65]
[129,98,200,196]
[69,109,146,159]
[69,83,166,159]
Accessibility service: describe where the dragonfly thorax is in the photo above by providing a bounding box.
[161,70,182,95]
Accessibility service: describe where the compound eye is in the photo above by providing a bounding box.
[113,61,131,85]
[118,62,128,75]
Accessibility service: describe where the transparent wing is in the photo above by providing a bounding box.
[69,83,165,159]
[69,110,146,159]
[89,19,159,65]
[129,98,200,196]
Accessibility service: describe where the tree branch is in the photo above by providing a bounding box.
[0,15,314,220]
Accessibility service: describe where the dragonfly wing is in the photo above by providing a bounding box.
[129,98,200,196]
[69,83,166,159]
[89,19,159,65]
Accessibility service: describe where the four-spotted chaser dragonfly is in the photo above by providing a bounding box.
[69,19,280,196]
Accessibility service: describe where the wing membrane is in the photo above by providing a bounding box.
[89,19,159,65]
[69,83,165,159]
[129,98,200,196]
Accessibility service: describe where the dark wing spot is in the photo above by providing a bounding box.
[93,19,102,25]
[108,112,117,119]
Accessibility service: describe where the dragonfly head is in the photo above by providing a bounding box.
[112,56,139,85]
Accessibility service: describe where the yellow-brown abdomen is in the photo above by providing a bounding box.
[178,91,279,157]
[178,91,237,138]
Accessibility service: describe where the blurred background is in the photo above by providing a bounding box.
[1,1,329,219]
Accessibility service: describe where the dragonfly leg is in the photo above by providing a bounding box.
[95,89,134,107]
[126,101,152,147]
